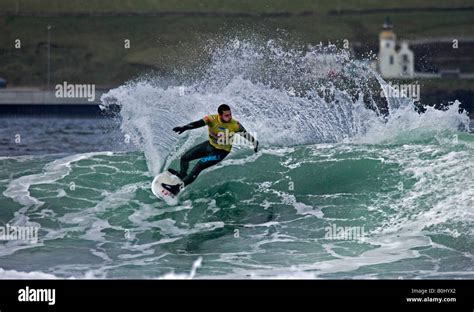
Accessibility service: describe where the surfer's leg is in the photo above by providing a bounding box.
[182,150,229,186]
[180,141,212,177]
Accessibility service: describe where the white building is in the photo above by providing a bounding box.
[377,18,415,79]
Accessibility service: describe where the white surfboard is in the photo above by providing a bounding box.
[151,171,184,206]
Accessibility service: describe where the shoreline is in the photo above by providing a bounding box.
[1,89,472,118]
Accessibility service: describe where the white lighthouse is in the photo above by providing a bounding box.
[377,18,414,79]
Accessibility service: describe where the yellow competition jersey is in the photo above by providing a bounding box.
[203,114,241,152]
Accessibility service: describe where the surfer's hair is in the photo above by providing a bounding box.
[218,104,231,115]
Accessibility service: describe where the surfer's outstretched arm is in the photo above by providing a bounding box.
[173,119,206,134]
[237,123,259,152]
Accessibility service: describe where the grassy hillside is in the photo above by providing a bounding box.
[1,0,473,14]
[0,1,473,87]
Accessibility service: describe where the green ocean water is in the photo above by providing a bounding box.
[1,129,472,278]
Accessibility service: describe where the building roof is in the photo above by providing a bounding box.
[380,30,395,40]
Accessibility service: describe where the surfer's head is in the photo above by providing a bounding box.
[218,104,232,122]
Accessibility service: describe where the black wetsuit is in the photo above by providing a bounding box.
[163,117,257,195]
[179,139,229,186]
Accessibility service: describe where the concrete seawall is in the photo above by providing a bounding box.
[0,89,107,105]
[0,89,118,115]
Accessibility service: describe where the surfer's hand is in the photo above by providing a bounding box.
[254,141,259,153]
[173,126,186,134]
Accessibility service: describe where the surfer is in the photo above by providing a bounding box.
[162,104,259,195]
